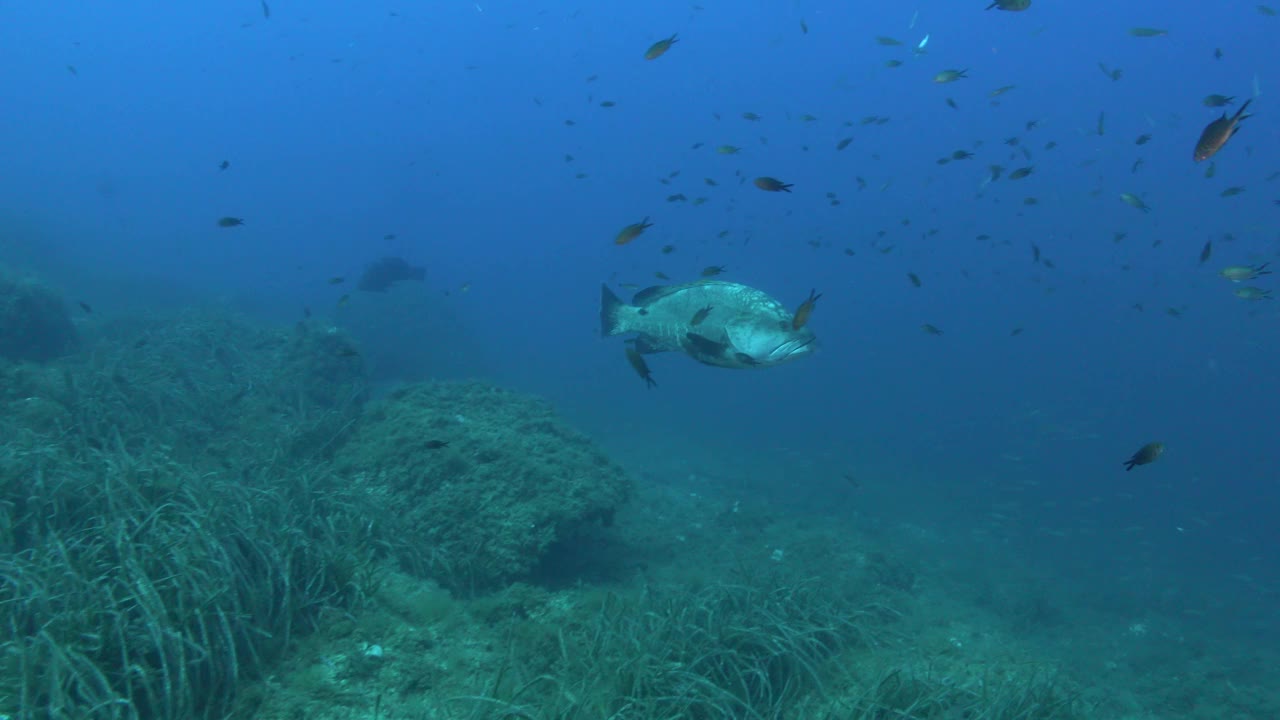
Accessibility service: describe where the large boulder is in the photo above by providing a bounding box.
[334,381,630,593]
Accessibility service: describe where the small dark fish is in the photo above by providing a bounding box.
[799,18,808,34]
[754,176,793,192]
[218,160,230,170]
[1202,94,1235,107]
[303,306,312,318]
[261,0,270,18]
[337,294,350,307]
[690,305,714,326]
[661,244,676,254]
[644,34,679,60]
[907,272,922,287]
[328,276,345,285]
[615,217,653,245]
[1198,240,1212,264]
[933,69,968,84]
[921,323,943,335]
[624,344,657,388]
[66,64,78,76]
[1135,133,1151,145]
[1031,243,1041,263]
[1010,327,1024,336]
[1008,166,1034,180]
[217,217,244,227]
[1194,99,1252,162]
[77,301,93,314]
[1128,27,1168,37]
[424,439,450,449]
[1123,441,1164,471]
[701,265,727,277]
[133,337,149,349]
[836,137,853,150]
[792,289,821,329]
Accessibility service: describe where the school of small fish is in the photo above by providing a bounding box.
[140,2,1273,474]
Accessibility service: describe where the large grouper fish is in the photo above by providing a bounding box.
[600,280,817,369]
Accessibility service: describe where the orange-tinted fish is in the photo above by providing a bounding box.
[1123,441,1164,471]
[615,217,653,245]
[754,176,793,192]
[1194,99,1251,162]
[791,289,821,329]
[624,344,657,388]
[644,34,679,60]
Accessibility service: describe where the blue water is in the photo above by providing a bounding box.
[3,0,1278,686]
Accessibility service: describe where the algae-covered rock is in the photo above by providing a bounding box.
[0,270,78,361]
[334,381,630,592]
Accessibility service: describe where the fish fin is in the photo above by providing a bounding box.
[600,284,627,336]
[684,332,729,357]
[633,336,664,354]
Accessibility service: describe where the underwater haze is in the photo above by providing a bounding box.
[3,0,1280,715]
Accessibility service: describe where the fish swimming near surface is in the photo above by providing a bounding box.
[600,280,817,370]
[986,0,1031,10]
[357,256,426,292]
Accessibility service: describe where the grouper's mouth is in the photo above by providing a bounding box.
[749,334,817,364]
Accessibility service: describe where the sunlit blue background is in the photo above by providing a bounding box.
[2,0,1277,648]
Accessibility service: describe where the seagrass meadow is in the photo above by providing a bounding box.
[1,274,1275,719]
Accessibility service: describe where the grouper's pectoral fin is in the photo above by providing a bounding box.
[633,336,668,354]
[684,332,729,357]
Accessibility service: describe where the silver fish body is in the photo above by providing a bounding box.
[600,281,816,369]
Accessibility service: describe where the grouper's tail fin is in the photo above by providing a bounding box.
[600,284,626,336]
